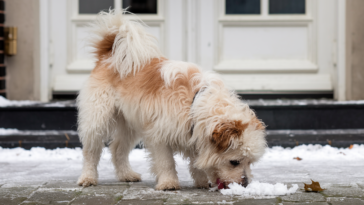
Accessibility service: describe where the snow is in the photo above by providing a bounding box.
[0,129,78,136]
[0,128,20,135]
[262,144,364,161]
[0,96,38,107]
[2,96,364,107]
[0,96,75,107]
[220,181,299,196]
[1,144,364,196]
[244,99,364,106]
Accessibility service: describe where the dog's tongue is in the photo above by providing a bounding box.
[216,178,225,189]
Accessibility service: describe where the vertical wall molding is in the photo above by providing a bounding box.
[336,0,346,101]
[0,0,5,98]
[35,0,50,101]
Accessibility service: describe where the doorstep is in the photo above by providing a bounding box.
[1,129,363,149]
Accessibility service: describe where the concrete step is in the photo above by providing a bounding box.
[1,100,364,131]
[1,99,363,149]
[1,129,363,149]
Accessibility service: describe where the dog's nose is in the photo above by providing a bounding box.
[241,176,249,187]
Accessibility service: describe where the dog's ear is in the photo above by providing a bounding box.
[251,117,265,130]
[212,120,248,152]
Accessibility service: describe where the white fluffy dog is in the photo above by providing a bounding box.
[77,9,267,191]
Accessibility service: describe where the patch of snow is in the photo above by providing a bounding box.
[267,129,364,135]
[0,128,20,135]
[0,129,78,136]
[0,96,75,107]
[261,144,364,161]
[244,99,364,106]
[220,181,299,196]
[0,96,38,107]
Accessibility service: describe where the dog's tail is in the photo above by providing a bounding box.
[90,9,162,78]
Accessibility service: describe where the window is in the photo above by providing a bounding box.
[79,0,114,14]
[226,0,261,15]
[269,0,305,14]
[225,0,306,15]
[78,0,157,15]
[122,0,157,14]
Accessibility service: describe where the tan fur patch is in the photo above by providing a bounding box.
[212,120,249,152]
[90,57,202,131]
[94,33,117,60]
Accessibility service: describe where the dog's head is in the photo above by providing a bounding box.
[190,80,266,188]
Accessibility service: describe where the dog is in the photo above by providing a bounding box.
[77,9,267,191]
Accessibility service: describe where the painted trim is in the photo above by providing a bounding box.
[39,0,50,102]
[336,0,346,101]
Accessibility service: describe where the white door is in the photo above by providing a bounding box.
[194,0,337,94]
[49,0,339,96]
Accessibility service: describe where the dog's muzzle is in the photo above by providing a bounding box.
[217,176,249,189]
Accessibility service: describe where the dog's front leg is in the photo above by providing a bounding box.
[148,144,180,190]
[189,156,210,189]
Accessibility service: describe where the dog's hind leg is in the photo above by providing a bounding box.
[77,79,116,187]
[109,116,141,182]
[147,143,180,190]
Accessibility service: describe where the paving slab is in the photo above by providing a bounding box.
[281,192,326,202]
[165,188,234,204]
[118,199,165,205]
[322,187,364,197]
[70,184,128,205]
[0,186,38,205]
[43,180,81,189]
[71,195,121,205]
[327,197,364,205]
[234,198,279,205]
[22,188,81,205]
[282,203,328,205]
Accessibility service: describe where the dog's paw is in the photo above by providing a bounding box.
[156,181,180,191]
[195,182,210,189]
[117,170,142,182]
[77,175,98,187]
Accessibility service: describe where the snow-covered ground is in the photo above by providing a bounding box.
[2,95,364,108]
[244,99,364,106]
[1,145,363,196]
[0,96,74,107]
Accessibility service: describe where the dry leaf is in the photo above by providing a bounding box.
[349,145,354,149]
[304,180,325,192]
[338,152,346,156]
[327,139,332,146]
[293,157,302,161]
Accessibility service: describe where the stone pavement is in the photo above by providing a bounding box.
[1,179,364,205]
[1,152,364,205]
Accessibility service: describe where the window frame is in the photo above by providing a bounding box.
[66,0,165,73]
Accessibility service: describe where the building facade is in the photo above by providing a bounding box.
[4,0,364,101]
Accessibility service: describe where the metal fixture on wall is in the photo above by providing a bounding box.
[0,0,5,98]
[4,27,16,56]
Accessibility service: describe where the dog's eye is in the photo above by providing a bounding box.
[230,160,240,166]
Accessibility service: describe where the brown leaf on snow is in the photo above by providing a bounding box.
[338,152,346,155]
[349,145,354,149]
[293,157,302,161]
[304,180,325,192]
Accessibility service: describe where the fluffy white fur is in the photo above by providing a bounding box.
[89,9,163,78]
[77,9,267,191]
